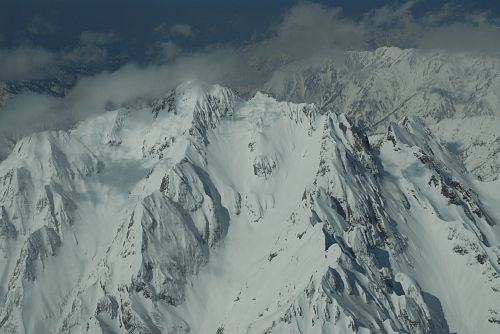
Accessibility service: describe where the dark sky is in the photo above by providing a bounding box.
[2,1,292,50]
[0,0,499,82]
[2,0,497,55]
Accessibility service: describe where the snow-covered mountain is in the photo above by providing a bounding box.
[2,47,499,181]
[264,47,500,181]
[0,62,125,161]
[0,81,499,333]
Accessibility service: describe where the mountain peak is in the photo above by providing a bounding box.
[0,82,499,334]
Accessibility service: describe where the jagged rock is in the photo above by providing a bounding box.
[265,47,500,181]
[0,81,498,334]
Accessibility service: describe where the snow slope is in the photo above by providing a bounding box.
[0,81,499,333]
[264,47,500,181]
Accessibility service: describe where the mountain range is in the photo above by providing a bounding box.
[0,76,499,333]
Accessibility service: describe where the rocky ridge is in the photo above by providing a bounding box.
[0,81,498,333]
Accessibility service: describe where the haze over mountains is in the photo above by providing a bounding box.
[0,1,500,334]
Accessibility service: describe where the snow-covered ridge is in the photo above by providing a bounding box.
[264,46,500,181]
[0,81,499,333]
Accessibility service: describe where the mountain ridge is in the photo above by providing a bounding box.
[263,46,500,181]
[0,81,499,333]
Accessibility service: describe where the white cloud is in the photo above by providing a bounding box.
[0,30,118,81]
[64,47,253,113]
[418,23,500,53]
[170,24,195,38]
[0,92,60,133]
[3,1,500,144]
[248,3,365,63]
[155,23,195,38]
[362,1,500,53]
[0,47,255,139]
[147,40,184,63]
[61,31,118,65]
[24,16,55,37]
[0,46,57,81]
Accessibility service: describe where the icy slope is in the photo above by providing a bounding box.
[0,81,499,333]
[264,47,500,181]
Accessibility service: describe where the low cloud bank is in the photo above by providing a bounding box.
[1,1,500,142]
